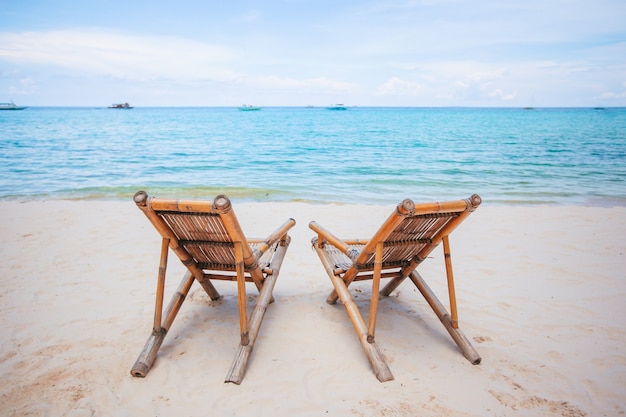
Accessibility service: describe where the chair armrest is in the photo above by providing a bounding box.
[254,218,296,258]
[309,221,352,255]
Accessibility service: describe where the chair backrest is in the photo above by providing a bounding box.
[352,194,481,271]
[158,210,240,271]
[133,191,258,273]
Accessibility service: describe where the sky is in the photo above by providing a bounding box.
[1,0,625,107]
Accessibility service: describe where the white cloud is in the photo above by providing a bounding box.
[252,75,359,92]
[8,77,37,95]
[377,63,518,103]
[487,88,516,101]
[455,67,517,101]
[599,83,626,99]
[0,30,238,82]
[375,77,423,96]
[0,29,362,103]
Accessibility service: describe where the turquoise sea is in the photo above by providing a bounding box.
[1,106,625,206]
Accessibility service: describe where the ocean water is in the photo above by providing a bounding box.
[1,106,625,206]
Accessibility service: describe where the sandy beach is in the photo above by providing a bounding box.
[1,199,624,416]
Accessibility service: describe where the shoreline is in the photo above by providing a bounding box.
[1,194,626,208]
[1,200,625,416]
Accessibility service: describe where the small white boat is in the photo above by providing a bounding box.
[0,100,27,110]
[239,104,261,111]
[327,104,347,110]
[108,102,133,109]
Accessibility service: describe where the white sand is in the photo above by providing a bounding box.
[1,200,625,416]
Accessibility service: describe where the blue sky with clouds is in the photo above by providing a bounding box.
[1,0,625,107]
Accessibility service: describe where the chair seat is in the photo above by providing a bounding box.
[188,241,278,272]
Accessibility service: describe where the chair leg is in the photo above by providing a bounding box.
[234,242,249,346]
[367,242,383,342]
[153,238,169,334]
[312,243,393,382]
[409,271,481,365]
[225,237,291,384]
[442,236,459,328]
[131,271,195,377]
[224,272,278,384]
[330,272,394,382]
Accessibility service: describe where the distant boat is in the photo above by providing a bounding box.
[239,104,261,111]
[0,100,27,110]
[523,95,535,110]
[108,102,133,109]
[327,104,347,110]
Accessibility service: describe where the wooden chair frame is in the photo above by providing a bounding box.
[130,191,295,384]
[309,194,482,382]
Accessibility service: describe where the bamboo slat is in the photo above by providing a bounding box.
[143,194,215,213]
[410,197,477,216]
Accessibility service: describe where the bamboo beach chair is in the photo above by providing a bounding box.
[130,191,295,384]
[309,194,482,382]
